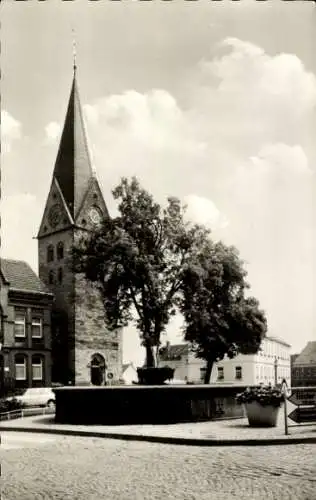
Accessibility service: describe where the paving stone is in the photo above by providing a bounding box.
[1,433,315,500]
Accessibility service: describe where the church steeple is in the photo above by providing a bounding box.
[52,68,93,218]
[38,60,122,386]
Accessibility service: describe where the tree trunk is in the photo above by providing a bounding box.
[204,359,214,384]
[145,344,156,368]
[155,345,160,367]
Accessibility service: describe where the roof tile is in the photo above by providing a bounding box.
[0,258,50,294]
[293,341,316,366]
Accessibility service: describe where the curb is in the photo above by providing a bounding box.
[1,426,316,446]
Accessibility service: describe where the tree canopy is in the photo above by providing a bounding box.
[179,241,267,382]
[73,177,267,377]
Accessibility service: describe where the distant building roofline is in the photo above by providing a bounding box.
[265,336,291,348]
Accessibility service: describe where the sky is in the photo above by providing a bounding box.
[1,0,316,366]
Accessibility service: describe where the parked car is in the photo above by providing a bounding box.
[8,388,56,408]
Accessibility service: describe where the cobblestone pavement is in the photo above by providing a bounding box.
[1,433,315,500]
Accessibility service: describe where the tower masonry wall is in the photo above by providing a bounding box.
[74,273,122,384]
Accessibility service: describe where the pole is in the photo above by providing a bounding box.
[274,357,278,386]
[282,381,288,436]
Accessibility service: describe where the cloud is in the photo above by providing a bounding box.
[184,194,229,230]
[84,89,200,154]
[1,193,41,272]
[191,37,316,151]
[234,143,312,207]
[45,121,61,143]
[1,110,22,153]
[81,38,316,200]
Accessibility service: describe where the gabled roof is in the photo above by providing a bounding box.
[160,343,189,361]
[0,258,51,295]
[52,69,94,218]
[293,341,316,366]
[122,363,136,372]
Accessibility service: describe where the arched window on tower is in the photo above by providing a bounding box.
[58,267,63,285]
[48,270,55,285]
[57,242,64,260]
[47,245,54,263]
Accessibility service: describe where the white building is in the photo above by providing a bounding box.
[159,336,291,386]
[121,362,138,385]
[159,344,202,383]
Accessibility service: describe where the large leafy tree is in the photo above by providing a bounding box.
[73,177,267,376]
[73,177,210,368]
[179,241,267,383]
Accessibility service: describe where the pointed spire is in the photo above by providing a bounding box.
[52,57,94,218]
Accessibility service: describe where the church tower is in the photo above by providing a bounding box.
[37,65,122,385]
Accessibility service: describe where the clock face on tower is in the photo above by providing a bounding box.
[88,206,102,225]
[48,203,62,228]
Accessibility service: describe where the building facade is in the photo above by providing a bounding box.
[160,336,291,386]
[291,341,316,387]
[211,336,291,386]
[0,259,53,394]
[159,343,203,383]
[37,66,122,386]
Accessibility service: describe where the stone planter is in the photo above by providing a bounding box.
[244,401,280,427]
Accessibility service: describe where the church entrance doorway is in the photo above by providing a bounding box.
[90,353,106,386]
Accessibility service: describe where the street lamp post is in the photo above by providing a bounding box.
[274,357,278,386]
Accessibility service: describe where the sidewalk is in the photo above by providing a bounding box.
[1,410,316,446]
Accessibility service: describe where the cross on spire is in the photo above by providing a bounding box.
[72,28,77,72]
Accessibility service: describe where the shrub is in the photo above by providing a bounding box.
[0,397,23,414]
[236,385,284,408]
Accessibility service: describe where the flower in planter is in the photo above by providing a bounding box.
[236,385,284,408]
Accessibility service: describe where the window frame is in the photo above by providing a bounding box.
[217,367,224,380]
[31,312,43,339]
[32,356,43,381]
[15,355,27,380]
[14,308,27,339]
[235,366,242,380]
